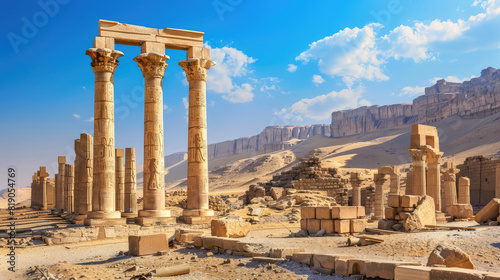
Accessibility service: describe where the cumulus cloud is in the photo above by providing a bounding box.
[205,43,256,103]
[429,75,476,84]
[86,117,94,122]
[287,64,298,72]
[163,104,168,110]
[312,74,325,85]
[277,87,371,121]
[296,23,388,87]
[399,86,425,97]
[73,114,80,119]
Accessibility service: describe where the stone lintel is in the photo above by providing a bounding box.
[98,19,203,50]
[93,36,115,50]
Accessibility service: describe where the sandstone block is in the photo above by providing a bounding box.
[366,261,421,280]
[300,218,307,230]
[129,234,169,256]
[312,254,337,269]
[270,187,285,200]
[474,198,500,223]
[269,248,305,258]
[378,219,398,230]
[404,195,436,231]
[307,219,321,234]
[357,206,365,218]
[485,273,500,280]
[315,207,331,219]
[193,235,203,247]
[429,267,486,280]
[222,238,240,251]
[335,219,350,234]
[350,219,366,233]
[348,259,369,276]
[332,206,357,219]
[301,206,316,219]
[401,195,420,208]
[320,219,335,234]
[385,207,398,220]
[312,267,333,275]
[291,252,313,266]
[335,258,349,276]
[388,195,401,208]
[447,204,473,219]
[202,236,224,248]
[211,219,251,238]
[427,244,475,269]
[394,265,431,280]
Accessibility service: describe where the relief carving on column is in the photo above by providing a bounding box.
[178,58,216,82]
[86,48,124,73]
[193,133,206,163]
[147,158,160,190]
[133,53,169,78]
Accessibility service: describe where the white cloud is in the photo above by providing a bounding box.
[287,64,297,72]
[429,75,476,84]
[86,117,94,122]
[73,114,80,119]
[82,86,86,90]
[260,84,276,92]
[163,104,168,110]
[312,74,325,85]
[222,83,254,103]
[182,97,189,121]
[399,86,425,97]
[205,43,256,103]
[296,23,388,87]
[277,87,371,121]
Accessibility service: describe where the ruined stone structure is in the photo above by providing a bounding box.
[441,162,459,210]
[123,148,138,217]
[458,177,471,205]
[260,154,349,205]
[115,149,125,213]
[30,167,50,210]
[350,173,362,207]
[64,164,75,214]
[373,173,389,220]
[55,156,66,214]
[84,20,214,225]
[457,156,500,204]
[74,134,93,222]
[331,67,500,137]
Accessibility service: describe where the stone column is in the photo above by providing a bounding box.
[39,167,50,210]
[458,177,470,204]
[442,163,459,211]
[123,147,138,217]
[115,148,125,212]
[408,148,427,196]
[31,173,38,208]
[426,151,443,211]
[373,173,389,220]
[134,49,170,220]
[65,164,74,214]
[74,133,93,222]
[179,57,216,223]
[56,156,66,214]
[73,139,82,217]
[54,174,59,209]
[85,46,123,223]
[406,170,413,195]
[351,172,361,206]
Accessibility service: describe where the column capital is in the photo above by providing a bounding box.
[86,48,123,73]
[374,173,389,184]
[407,147,427,161]
[426,150,443,164]
[178,58,216,82]
[133,52,169,79]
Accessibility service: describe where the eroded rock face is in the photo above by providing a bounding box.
[404,195,436,231]
[211,218,251,238]
[427,244,476,269]
[331,67,500,137]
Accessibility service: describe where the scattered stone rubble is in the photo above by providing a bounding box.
[299,206,366,235]
[379,195,436,231]
[474,198,500,226]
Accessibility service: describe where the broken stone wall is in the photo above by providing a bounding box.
[457,156,500,204]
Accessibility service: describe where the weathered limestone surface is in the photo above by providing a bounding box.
[211,218,251,238]
[457,155,500,204]
[56,156,66,213]
[115,148,125,212]
[427,244,476,269]
[134,49,170,218]
[124,148,137,215]
[64,164,74,214]
[86,44,123,220]
[351,172,362,206]
[373,173,389,220]
[331,67,500,137]
[74,139,82,215]
[76,133,93,216]
[179,56,215,219]
[442,162,459,211]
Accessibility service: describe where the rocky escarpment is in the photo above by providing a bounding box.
[207,124,331,160]
[331,67,500,137]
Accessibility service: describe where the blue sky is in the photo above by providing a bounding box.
[1,0,500,188]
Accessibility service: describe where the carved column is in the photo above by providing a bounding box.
[458,177,470,204]
[85,47,123,221]
[75,133,93,221]
[134,52,170,218]
[179,58,216,221]
[56,156,66,214]
[442,163,459,211]
[65,164,74,214]
[351,172,361,206]
[54,174,59,210]
[115,149,125,212]
[426,151,443,211]
[73,139,82,217]
[39,167,49,210]
[373,173,389,220]
[408,148,427,196]
[123,147,138,217]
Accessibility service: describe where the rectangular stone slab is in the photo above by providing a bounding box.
[395,265,431,280]
[129,234,169,256]
[474,198,500,223]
